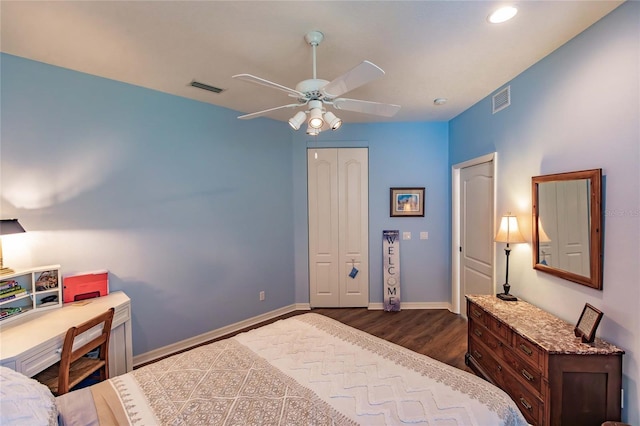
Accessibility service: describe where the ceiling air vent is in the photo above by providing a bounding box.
[492,86,510,114]
[189,80,224,94]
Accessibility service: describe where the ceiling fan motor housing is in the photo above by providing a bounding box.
[295,79,330,101]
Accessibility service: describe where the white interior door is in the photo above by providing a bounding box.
[459,161,494,314]
[308,148,368,307]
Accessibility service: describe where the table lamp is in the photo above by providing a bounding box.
[494,213,525,301]
[0,219,26,275]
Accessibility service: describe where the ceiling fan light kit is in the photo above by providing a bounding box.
[306,125,320,136]
[233,30,400,135]
[323,111,342,130]
[308,101,324,128]
[288,111,307,130]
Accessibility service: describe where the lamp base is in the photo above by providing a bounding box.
[497,292,518,301]
[0,266,15,276]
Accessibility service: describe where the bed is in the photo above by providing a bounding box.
[1,313,528,425]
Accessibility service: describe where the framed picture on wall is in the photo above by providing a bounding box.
[390,187,425,217]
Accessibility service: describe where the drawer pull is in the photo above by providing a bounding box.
[497,365,502,371]
[474,329,483,337]
[520,397,532,411]
[521,369,534,381]
[473,350,483,360]
[472,309,482,318]
[519,343,533,356]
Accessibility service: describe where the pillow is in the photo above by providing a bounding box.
[0,366,57,426]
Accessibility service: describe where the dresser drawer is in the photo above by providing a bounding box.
[469,337,505,383]
[468,302,490,327]
[469,318,511,359]
[515,333,543,368]
[489,315,512,342]
[500,345,543,394]
[501,368,544,425]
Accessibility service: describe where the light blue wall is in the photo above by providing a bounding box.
[291,122,450,306]
[450,3,639,423]
[2,3,637,420]
[1,54,296,355]
[1,54,450,359]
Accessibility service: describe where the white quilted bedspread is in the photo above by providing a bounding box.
[233,314,526,426]
[107,313,527,425]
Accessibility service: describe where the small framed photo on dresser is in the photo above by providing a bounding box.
[574,303,603,343]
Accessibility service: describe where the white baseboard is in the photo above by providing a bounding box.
[368,301,453,311]
[133,304,299,367]
[134,301,452,367]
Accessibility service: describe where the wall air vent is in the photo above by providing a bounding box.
[492,85,510,114]
[189,80,224,94]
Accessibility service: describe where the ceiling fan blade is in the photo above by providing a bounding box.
[237,103,302,120]
[233,74,305,98]
[332,98,401,117]
[321,61,385,98]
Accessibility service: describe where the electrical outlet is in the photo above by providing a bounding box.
[420,231,429,240]
[403,232,411,240]
[259,291,265,301]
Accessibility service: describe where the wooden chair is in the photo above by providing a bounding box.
[35,307,114,395]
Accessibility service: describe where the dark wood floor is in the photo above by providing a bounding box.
[150,308,471,373]
[309,308,471,372]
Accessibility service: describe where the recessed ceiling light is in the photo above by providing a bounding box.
[488,6,518,24]
[433,98,447,105]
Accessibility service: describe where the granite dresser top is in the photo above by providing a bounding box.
[466,295,625,355]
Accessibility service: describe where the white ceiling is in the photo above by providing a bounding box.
[0,1,623,124]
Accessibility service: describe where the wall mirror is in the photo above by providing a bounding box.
[531,168,603,289]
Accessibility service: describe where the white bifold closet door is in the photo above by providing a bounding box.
[308,148,369,308]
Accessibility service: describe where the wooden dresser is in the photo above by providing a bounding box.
[465,295,624,426]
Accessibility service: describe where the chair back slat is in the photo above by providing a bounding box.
[56,307,115,394]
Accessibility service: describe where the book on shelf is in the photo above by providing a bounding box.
[0,306,23,320]
[0,286,26,296]
[0,280,19,292]
[0,288,27,303]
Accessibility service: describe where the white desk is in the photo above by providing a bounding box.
[0,291,133,378]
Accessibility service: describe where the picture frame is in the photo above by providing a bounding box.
[574,303,603,343]
[390,187,425,217]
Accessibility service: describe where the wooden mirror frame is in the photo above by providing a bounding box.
[532,169,603,289]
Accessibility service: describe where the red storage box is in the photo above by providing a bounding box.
[62,270,109,303]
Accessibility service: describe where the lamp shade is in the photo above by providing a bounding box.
[537,218,551,243]
[288,111,307,130]
[494,214,525,243]
[306,125,320,136]
[308,108,324,129]
[0,219,26,236]
[323,111,342,130]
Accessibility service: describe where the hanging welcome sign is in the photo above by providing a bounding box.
[383,230,401,311]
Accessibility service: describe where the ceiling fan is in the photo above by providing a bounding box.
[232,31,401,135]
